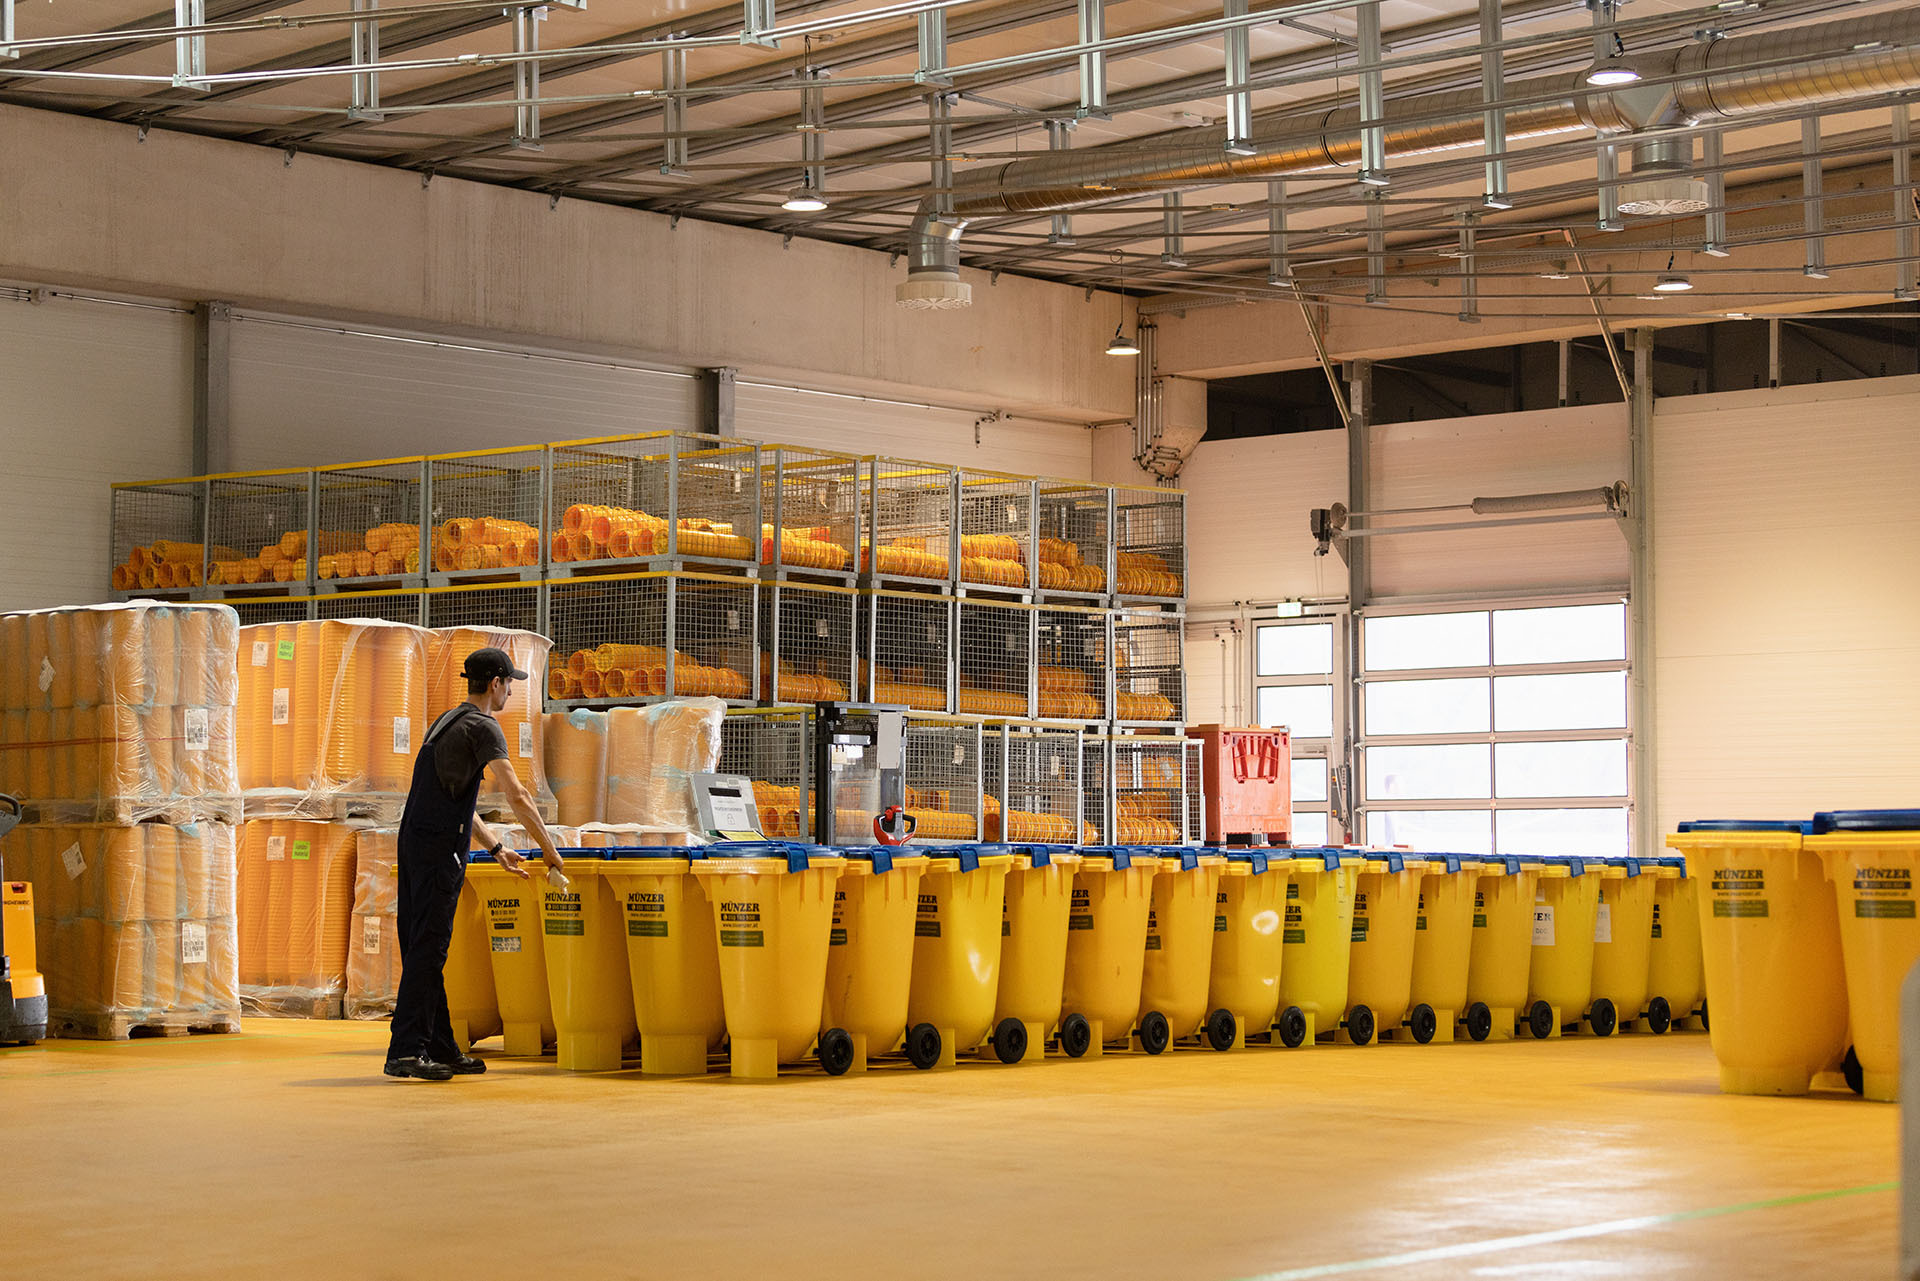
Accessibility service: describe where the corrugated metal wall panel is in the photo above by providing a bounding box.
[1652,377,1920,834]
[732,381,1093,478]
[0,295,195,610]
[227,314,701,470]
[1177,430,1350,607]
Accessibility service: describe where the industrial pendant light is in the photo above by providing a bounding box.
[1585,34,1643,87]
[782,185,829,213]
[1652,251,1694,293]
[1105,324,1141,356]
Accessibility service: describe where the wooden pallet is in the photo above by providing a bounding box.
[23,797,244,827]
[241,989,344,1020]
[240,789,408,824]
[51,1011,241,1042]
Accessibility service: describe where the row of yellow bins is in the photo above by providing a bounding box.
[1668,810,1920,1101]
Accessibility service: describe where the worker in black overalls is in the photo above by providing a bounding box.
[384,647,564,1081]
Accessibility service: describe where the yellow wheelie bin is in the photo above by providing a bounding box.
[820,847,929,1074]
[1523,856,1602,1039]
[1343,852,1425,1046]
[444,872,502,1052]
[1207,851,1293,1049]
[1667,820,1849,1096]
[905,845,1015,1068]
[604,847,727,1076]
[1274,848,1363,1047]
[692,841,849,1080]
[1810,809,1920,1102]
[1404,854,1478,1044]
[468,849,556,1055]
[1586,857,1657,1037]
[539,851,640,1071]
[1139,848,1230,1053]
[1464,854,1542,1041]
[1058,847,1165,1057]
[988,845,1083,1063]
[1645,856,1705,1034]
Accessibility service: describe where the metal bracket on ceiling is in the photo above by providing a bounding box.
[974,410,1005,445]
[0,0,16,59]
[136,123,150,143]
[549,192,561,210]
[284,146,296,167]
[421,168,434,188]
[783,233,794,248]
[889,252,901,268]
[1085,286,1096,300]
[671,213,683,229]
[660,41,689,176]
[348,0,383,123]
[990,271,1001,285]
[510,2,544,149]
[171,0,209,92]
[742,0,778,48]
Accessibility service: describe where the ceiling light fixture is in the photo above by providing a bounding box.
[1585,34,1643,87]
[1105,324,1141,356]
[1540,261,1571,281]
[1653,251,1694,292]
[782,186,829,213]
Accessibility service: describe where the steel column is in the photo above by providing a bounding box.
[1702,128,1729,256]
[743,0,778,48]
[1046,120,1076,244]
[1266,179,1289,286]
[1628,326,1656,862]
[0,2,14,60]
[801,67,827,195]
[916,6,948,84]
[192,302,232,477]
[1478,0,1507,208]
[1162,192,1186,267]
[1364,193,1385,304]
[1077,0,1106,119]
[1803,116,1828,278]
[349,0,381,122]
[1896,104,1917,300]
[661,42,689,175]
[511,4,542,148]
[172,0,207,90]
[1457,213,1479,323]
[1356,1,1386,187]
[1597,141,1622,231]
[1768,316,1782,387]
[1222,0,1253,156]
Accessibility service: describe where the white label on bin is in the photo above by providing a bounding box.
[362,916,382,955]
[519,722,534,760]
[181,922,208,966]
[271,687,290,726]
[266,835,285,862]
[392,716,411,756]
[38,658,54,693]
[251,640,270,668]
[183,708,210,753]
[1532,905,1555,947]
[815,618,830,639]
[60,843,85,880]
[1593,901,1612,944]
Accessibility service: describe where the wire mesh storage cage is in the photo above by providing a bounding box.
[955,468,1035,593]
[313,590,427,627]
[1112,608,1186,728]
[1081,734,1111,845]
[859,458,957,590]
[718,708,813,840]
[986,724,1082,844]
[1110,734,1194,845]
[1034,604,1112,724]
[206,470,314,595]
[110,478,208,597]
[1183,737,1206,852]
[425,447,546,583]
[229,597,313,628]
[1034,480,1113,601]
[859,589,953,713]
[312,458,427,588]
[547,432,759,575]
[547,572,756,707]
[904,717,985,843]
[423,582,540,634]
[955,599,1034,720]
[757,444,860,581]
[759,582,857,706]
[1112,482,1186,603]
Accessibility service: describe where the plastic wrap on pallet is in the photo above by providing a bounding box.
[236,818,357,1016]
[426,626,553,811]
[13,819,239,1039]
[603,699,724,836]
[235,619,428,809]
[574,822,698,848]
[0,602,240,823]
[468,824,581,854]
[543,709,608,826]
[345,827,399,1020]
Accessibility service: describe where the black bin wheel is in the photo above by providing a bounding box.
[1699,1000,1710,1032]
[906,1022,943,1070]
[1059,1012,1093,1059]
[1587,998,1617,1038]
[1465,1002,1493,1043]
[1138,1010,1171,1056]
[1645,996,1672,1036]
[817,1027,855,1077]
[992,1017,1028,1065]
[1276,1005,1309,1049]
[1346,1004,1375,1047]
[1409,1003,1438,1045]
[1842,1046,1864,1096]
[1527,1000,1556,1040]
[1205,1008,1237,1052]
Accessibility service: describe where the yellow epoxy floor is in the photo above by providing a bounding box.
[0,1021,1899,1281]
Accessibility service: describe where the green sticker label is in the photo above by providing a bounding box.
[277,640,295,661]
[1351,921,1369,943]
[1472,913,1488,928]
[1146,935,1162,951]
[1713,900,1769,918]
[1068,914,1093,931]
[545,919,585,936]
[1283,928,1307,944]
[628,920,668,937]
[291,840,311,861]
[829,927,848,945]
[1214,914,1227,933]
[1415,916,1427,931]
[720,928,764,947]
[914,921,942,938]
[1855,899,1916,919]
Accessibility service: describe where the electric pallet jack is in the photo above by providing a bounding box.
[0,794,47,1046]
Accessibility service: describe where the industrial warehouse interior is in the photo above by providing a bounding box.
[0,0,1916,1276]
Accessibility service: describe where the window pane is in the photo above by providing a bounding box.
[1291,756,1329,803]
[1258,623,1333,677]
[1363,611,1489,670]
[1366,744,1490,801]
[1291,811,1330,846]
[1365,809,1493,855]
[1365,678,1490,735]
[1494,740,1628,798]
[1258,685,1332,739]
[1494,672,1627,731]
[1494,603,1627,665]
[1495,808,1629,859]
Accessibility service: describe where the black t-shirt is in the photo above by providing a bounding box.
[425,705,509,799]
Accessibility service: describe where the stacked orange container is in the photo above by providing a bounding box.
[234,817,359,1015]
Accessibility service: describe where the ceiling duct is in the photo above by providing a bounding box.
[1617,136,1710,215]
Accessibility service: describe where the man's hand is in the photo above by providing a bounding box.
[495,847,531,880]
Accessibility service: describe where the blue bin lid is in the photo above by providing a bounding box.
[1011,843,1077,868]
[1079,844,1143,870]
[1421,853,1475,873]
[833,846,919,874]
[1224,850,1274,874]
[1286,846,1357,871]
[1536,855,1591,876]
[1651,855,1688,876]
[1476,854,1530,875]
[1811,809,1920,834]
[1147,845,1203,871]
[1676,819,1813,834]
[705,840,830,872]
[602,846,706,860]
[1607,856,1644,876]
[911,843,1017,873]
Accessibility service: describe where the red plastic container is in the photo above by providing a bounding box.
[1187,725,1291,844]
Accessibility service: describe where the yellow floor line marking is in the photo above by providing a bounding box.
[1238,1182,1899,1281]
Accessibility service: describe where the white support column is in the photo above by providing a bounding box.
[1804,116,1829,278]
[930,90,954,217]
[1629,327,1657,862]
[1895,105,1917,300]
[1478,0,1508,208]
[801,67,828,199]
[743,0,778,48]
[660,42,689,176]
[1162,193,1186,268]
[1356,2,1387,188]
[1597,141,1622,231]
[1222,0,1253,156]
[1702,129,1729,257]
[1078,0,1107,119]
[349,0,382,122]
[2,1,19,59]
[1365,194,1386,304]
[1267,179,1290,286]
[173,0,208,91]
[1047,120,1076,245]
[916,7,948,85]
[1457,213,1480,323]
[511,5,543,149]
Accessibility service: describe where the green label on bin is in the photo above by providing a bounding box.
[1002,920,1011,936]
[291,841,311,861]
[1855,899,1916,918]
[720,928,764,947]
[1146,935,1161,951]
[545,919,585,936]
[1283,928,1306,944]
[1416,915,1427,931]
[915,921,941,938]
[1286,884,1300,900]
[1351,920,1369,943]
[1713,900,1769,918]
[1472,914,1487,928]
[829,927,848,945]
[628,920,668,938]
[1214,914,1227,933]
[1069,914,1094,931]
[277,640,295,661]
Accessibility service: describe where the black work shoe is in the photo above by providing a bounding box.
[383,1055,455,1081]
[447,1054,487,1075]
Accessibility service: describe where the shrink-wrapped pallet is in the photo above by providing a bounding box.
[0,603,239,822]
[13,819,240,1039]
[426,626,553,813]
[345,827,399,1020]
[601,698,723,837]
[235,817,358,1016]
[543,709,608,827]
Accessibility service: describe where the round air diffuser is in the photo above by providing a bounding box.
[1617,175,1710,216]
[895,269,973,310]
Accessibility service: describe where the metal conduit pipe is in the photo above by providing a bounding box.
[896,6,1920,303]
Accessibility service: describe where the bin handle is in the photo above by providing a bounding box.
[708,840,820,872]
[1619,857,1642,876]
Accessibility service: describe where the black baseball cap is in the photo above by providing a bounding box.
[462,647,527,683]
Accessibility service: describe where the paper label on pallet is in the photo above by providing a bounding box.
[727,609,739,631]
[519,722,534,760]
[60,843,85,880]
[181,922,207,966]
[183,708,210,753]
[815,618,830,639]
[1593,901,1612,944]
[1532,905,1555,947]
[953,743,966,766]
[393,716,411,756]
[266,835,285,862]
[271,687,290,726]
[1049,755,1063,779]
[277,640,295,662]
[292,840,311,862]
[38,658,54,693]
[252,640,270,667]
[363,916,382,955]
